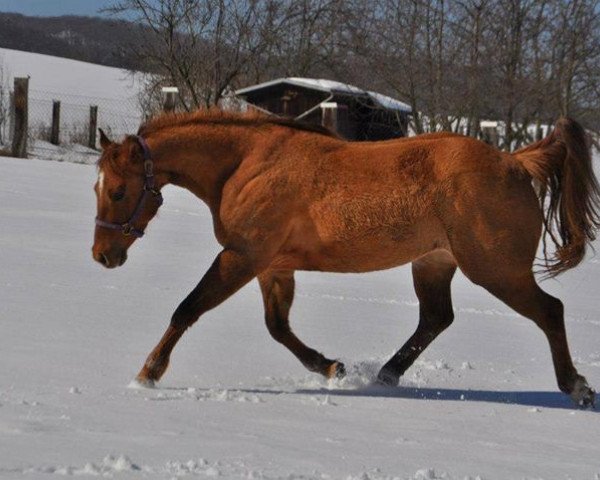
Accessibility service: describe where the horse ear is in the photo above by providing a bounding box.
[126,136,144,164]
[99,128,112,150]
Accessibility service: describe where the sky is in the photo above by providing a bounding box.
[0,0,117,17]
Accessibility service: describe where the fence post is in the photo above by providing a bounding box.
[321,102,338,132]
[162,86,178,112]
[480,120,499,148]
[9,91,14,141]
[50,100,60,145]
[88,105,98,149]
[11,77,29,158]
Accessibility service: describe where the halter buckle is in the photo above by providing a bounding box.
[144,159,153,175]
[122,223,133,236]
[143,184,159,194]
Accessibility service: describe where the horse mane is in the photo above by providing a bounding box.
[137,108,338,138]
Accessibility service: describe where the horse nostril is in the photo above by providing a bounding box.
[96,252,109,267]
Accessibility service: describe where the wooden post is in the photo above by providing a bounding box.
[11,77,29,158]
[480,120,499,148]
[9,91,14,141]
[88,105,98,149]
[50,100,60,145]
[321,102,338,132]
[162,86,178,112]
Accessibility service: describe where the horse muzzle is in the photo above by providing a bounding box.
[93,247,128,269]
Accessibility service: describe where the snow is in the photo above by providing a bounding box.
[367,91,412,113]
[287,77,367,95]
[0,47,141,101]
[28,139,100,165]
[1,154,600,479]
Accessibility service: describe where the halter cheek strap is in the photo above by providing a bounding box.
[95,136,163,238]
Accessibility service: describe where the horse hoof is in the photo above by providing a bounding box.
[375,369,399,387]
[129,376,156,389]
[570,378,595,408]
[326,361,346,379]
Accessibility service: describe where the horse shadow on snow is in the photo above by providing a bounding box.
[293,385,596,411]
[158,383,596,411]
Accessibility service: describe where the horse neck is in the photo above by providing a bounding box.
[147,125,253,209]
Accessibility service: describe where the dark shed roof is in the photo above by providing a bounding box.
[235,77,412,114]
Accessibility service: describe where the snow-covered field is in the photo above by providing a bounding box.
[1,154,600,480]
[0,48,141,100]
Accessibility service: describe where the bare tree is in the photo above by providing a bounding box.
[350,0,465,134]
[451,0,490,137]
[549,0,600,125]
[259,0,348,78]
[108,0,277,109]
[484,0,534,147]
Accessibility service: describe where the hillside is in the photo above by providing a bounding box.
[0,47,142,100]
[0,12,148,71]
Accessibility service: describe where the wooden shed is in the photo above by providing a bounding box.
[235,78,411,141]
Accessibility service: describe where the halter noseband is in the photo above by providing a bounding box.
[95,136,163,238]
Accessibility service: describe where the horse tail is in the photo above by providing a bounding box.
[513,117,600,277]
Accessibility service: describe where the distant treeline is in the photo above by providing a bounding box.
[0,13,149,71]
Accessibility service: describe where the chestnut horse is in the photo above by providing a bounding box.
[92,111,599,406]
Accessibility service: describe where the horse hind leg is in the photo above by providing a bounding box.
[258,270,345,379]
[377,250,457,386]
[468,272,595,407]
[446,187,594,406]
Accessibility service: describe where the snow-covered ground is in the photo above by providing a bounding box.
[1,155,600,480]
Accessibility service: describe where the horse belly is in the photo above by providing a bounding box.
[323,217,447,272]
[275,214,448,273]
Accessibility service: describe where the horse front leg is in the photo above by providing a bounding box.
[135,249,256,386]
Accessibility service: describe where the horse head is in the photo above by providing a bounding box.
[92,129,163,268]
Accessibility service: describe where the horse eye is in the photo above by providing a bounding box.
[111,186,126,202]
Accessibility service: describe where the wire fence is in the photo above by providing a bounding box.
[0,87,143,164]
